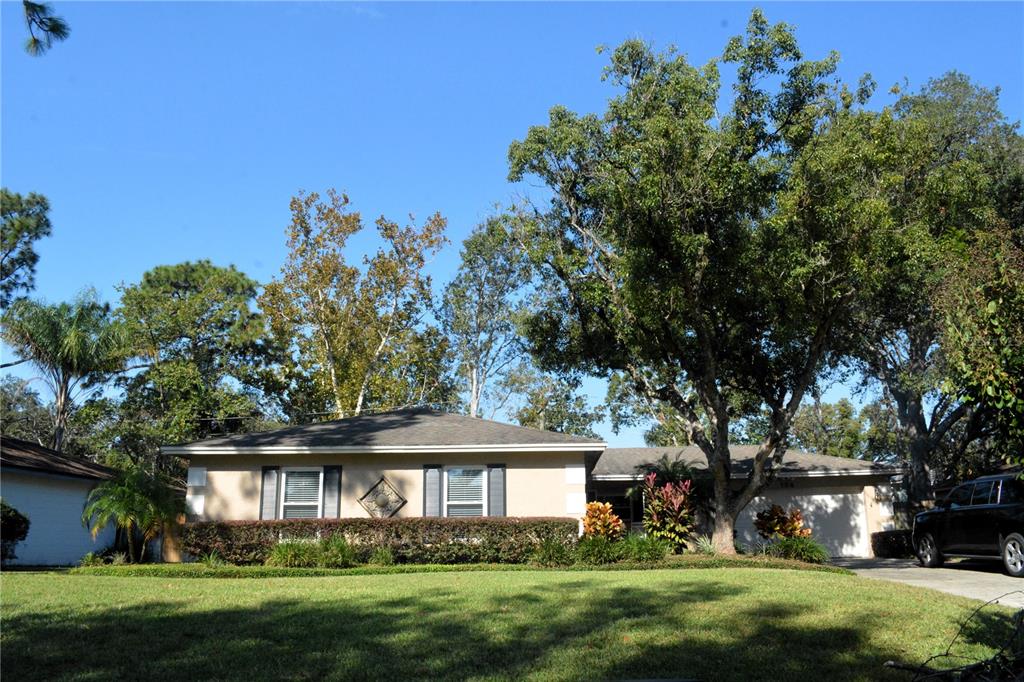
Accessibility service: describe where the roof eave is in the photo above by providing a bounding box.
[0,462,112,481]
[162,442,607,456]
[592,467,900,481]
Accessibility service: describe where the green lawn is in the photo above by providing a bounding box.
[0,568,1011,681]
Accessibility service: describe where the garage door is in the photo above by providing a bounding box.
[736,488,870,558]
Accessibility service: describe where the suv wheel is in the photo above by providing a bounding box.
[1002,533,1024,577]
[917,533,943,568]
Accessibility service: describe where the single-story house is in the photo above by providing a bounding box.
[1,436,116,565]
[162,407,899,557]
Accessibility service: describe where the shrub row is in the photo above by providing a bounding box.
[179,517,579,565]
[69,553,851,578]
[871,529,914,558]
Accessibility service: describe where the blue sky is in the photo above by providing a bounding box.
[2,2,1022,445]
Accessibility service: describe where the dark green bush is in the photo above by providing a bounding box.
[619,534,670,563]
[871,530,913,559]
[532,537,576,567]
[575,536,622,565]
[181,517,579,565]
[1,499,30,564]
[765,536,830,564]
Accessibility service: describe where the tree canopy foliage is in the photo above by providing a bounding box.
[1,189,53,309]
[98,261,279,470]
[1,291,124,451]
[506,10,977,550]
[260,190,453,420]
[22,1,69,56]
[0,9,1020,550]
[440,213,533,418]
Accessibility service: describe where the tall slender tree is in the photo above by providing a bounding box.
[440,214,532,418]
[260,190,448,418]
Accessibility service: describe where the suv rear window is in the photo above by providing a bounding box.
[1000,479,1024,504]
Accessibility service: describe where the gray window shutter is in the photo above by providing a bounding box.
[487,464,506,517]
[322,466,342,518]
[260,466,280,520]
[423,465,442,517]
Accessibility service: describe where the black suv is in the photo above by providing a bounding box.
[913,474,1024,577]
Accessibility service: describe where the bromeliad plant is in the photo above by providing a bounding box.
[754,504,812,539]
[582,501,625,540]
[640,473,694,552]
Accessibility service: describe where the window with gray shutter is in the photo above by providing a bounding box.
[487,464,505,517]
[322,466,342,518]
[446,468,485,517]
[423,466,442,516]
[281,469,322,518]
[260,466,280,520]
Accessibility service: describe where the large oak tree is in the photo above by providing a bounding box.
[508,11,907,552]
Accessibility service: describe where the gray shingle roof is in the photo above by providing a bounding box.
[594,446,898,479]
[162,407,606,453]
[1,436,114,480]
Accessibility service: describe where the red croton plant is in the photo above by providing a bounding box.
[640,473,695,552]
[753,504,812,539]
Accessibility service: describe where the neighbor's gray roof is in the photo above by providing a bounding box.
[162,407,606,454]
[594,446,898,479]
[1,436,114,480]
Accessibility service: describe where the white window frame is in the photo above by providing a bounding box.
[443,466,488,518]
[279,467,324,519]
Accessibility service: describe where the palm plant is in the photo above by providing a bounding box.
[1,290,124,451]
[81,467,184,563]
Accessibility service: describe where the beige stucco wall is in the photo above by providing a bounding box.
[186,451,589,522]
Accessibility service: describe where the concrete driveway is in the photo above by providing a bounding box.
[834,557,1024,609]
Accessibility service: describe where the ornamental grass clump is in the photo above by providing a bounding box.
[582,501,625,540]
[765,536,831,564]
[266,536,358,568]
[754,504,812,539]
[640,473,695,552]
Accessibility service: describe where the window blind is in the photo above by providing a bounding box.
[446,468,484,517]
[284,471,320,502]
[447,469,483,501]
[282,470,321,519]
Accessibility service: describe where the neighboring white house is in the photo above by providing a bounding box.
[1,436,116,566]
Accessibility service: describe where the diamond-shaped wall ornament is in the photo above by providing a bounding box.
[358,477,407,518]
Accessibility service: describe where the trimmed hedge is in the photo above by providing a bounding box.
[68,554,852,578]
[871,529,914,558]
[180,517,579,565]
